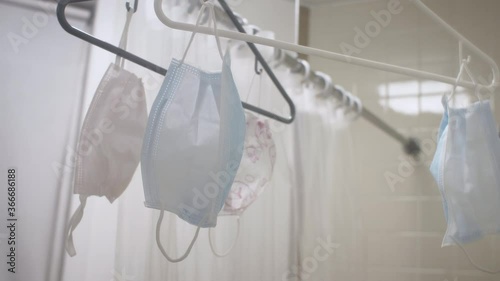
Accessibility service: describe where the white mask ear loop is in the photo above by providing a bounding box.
[208,217,241,257]
[257,72,263,107]
[115,9,134,68]
[244,72,258,102]
[244,70,263,106]
[448,59,467,103]
[448,56,481,104]
[155,210,201,263]
[451,236,500,274]
[180,0,224,64]
[462,61,482,102]
[65,195,88,257]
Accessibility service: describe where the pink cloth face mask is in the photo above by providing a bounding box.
[223,112,276,215]
[65,9,147,257]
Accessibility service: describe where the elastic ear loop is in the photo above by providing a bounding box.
[208,217,241,257]
[155,210,201,263]
[448,57,480,103]
[244,72,258,102]
[451,236,500,274]
[448,59,467,103]
[114,9,134,68]
[65,195,88,257]
[463,62,483,102]
[243,68,264,108]
[180,0,224,64]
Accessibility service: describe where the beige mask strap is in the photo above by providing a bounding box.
[65,195,88,257]
[114,9,134,68]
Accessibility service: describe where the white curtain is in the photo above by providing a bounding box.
[0,3,90,281]
[280,71,365,281]
[61,1,361,281]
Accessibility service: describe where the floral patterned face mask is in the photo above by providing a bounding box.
[223,112,276,215]
[209,111,276,257]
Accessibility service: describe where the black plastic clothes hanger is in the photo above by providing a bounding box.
[56,0,295,124]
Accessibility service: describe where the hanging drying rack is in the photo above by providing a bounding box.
[57,0,420,155]
[56,0,295,124]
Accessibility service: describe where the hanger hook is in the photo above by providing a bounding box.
[126,0,138,13]
[249,27,263,75]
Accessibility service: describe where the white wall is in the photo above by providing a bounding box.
[307,0,500,280]
[225,0,298,43]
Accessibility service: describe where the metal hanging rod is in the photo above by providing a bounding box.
[274,48,420,156]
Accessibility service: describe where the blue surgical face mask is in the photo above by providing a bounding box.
[430,94,500,274]
[141,1,246,263]
[430,96,449,222]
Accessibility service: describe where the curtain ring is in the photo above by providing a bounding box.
[314,71,332,98]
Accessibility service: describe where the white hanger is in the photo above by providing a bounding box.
[154,0,499,93]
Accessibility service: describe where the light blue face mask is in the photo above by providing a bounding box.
[430,96,449,222]
[430,91,500,274]
[141,0,246,263]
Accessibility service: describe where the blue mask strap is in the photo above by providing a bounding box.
[180,0,224,64]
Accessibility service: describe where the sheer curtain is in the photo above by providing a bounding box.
[61,1,362,281]
[0,3,91,281]
[280,73,365,281]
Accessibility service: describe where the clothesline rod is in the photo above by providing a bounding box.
[360,108,406,144]
[155,0,498,92]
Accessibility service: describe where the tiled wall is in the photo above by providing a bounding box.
[307,0,500,280]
